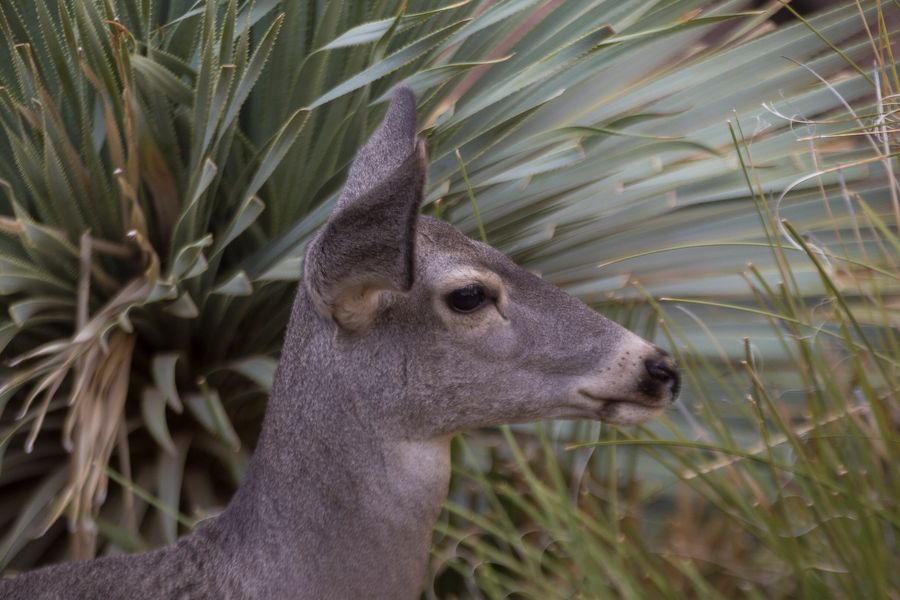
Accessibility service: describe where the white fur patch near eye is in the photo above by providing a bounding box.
[435,268,505,305]
[435,267,502,293]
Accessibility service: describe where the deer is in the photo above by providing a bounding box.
[0,87,679,599]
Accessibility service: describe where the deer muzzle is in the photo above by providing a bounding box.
[576,342,680,426]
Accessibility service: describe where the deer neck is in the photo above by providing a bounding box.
[208,289,451,599]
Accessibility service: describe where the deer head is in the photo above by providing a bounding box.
[300,87,679,440]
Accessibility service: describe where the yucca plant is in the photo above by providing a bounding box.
[0,0,895,596]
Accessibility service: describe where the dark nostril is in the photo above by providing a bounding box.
[644,357,681,397]
[645,359,674,382]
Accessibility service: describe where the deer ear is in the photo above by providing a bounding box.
[304,87,426,329]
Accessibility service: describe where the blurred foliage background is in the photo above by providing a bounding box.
[0,0,897,597]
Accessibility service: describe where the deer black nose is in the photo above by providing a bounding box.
[644,355,680,399]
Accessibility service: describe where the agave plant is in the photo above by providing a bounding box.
[0,0,895,593]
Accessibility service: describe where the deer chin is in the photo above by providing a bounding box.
[596,400,665,426]
[575,390,669,426]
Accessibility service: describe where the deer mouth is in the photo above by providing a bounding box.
[576,392,671,426]
[596,400,666,426]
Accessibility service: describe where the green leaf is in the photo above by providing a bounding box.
[151,353,183,413]
[131,55,193,105]
[185,387,240,451]
[213,196,265,256]
[0,468,67,568]
[0,321,18,355]
[169,235,213,280]
[307,19,471,110]
[372,56,514,104]
[212,271,252,297]
[141,388,177,455]
[320,18,396,50]
[442,0,542,48]
[7,297,72,326]
[238,107,309,215]
[596,12,762,48]
[171,159,218,252]
[217,14,286,144]
[155,437,189,543]
[224,356,277,391]
[480,142,585,185]
[164,292,199,319]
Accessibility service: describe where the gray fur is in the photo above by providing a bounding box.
[1,87,678,599]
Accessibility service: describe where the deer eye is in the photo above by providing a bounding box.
[447,284,487,313]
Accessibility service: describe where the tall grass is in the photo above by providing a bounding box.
[431,7,899,598]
